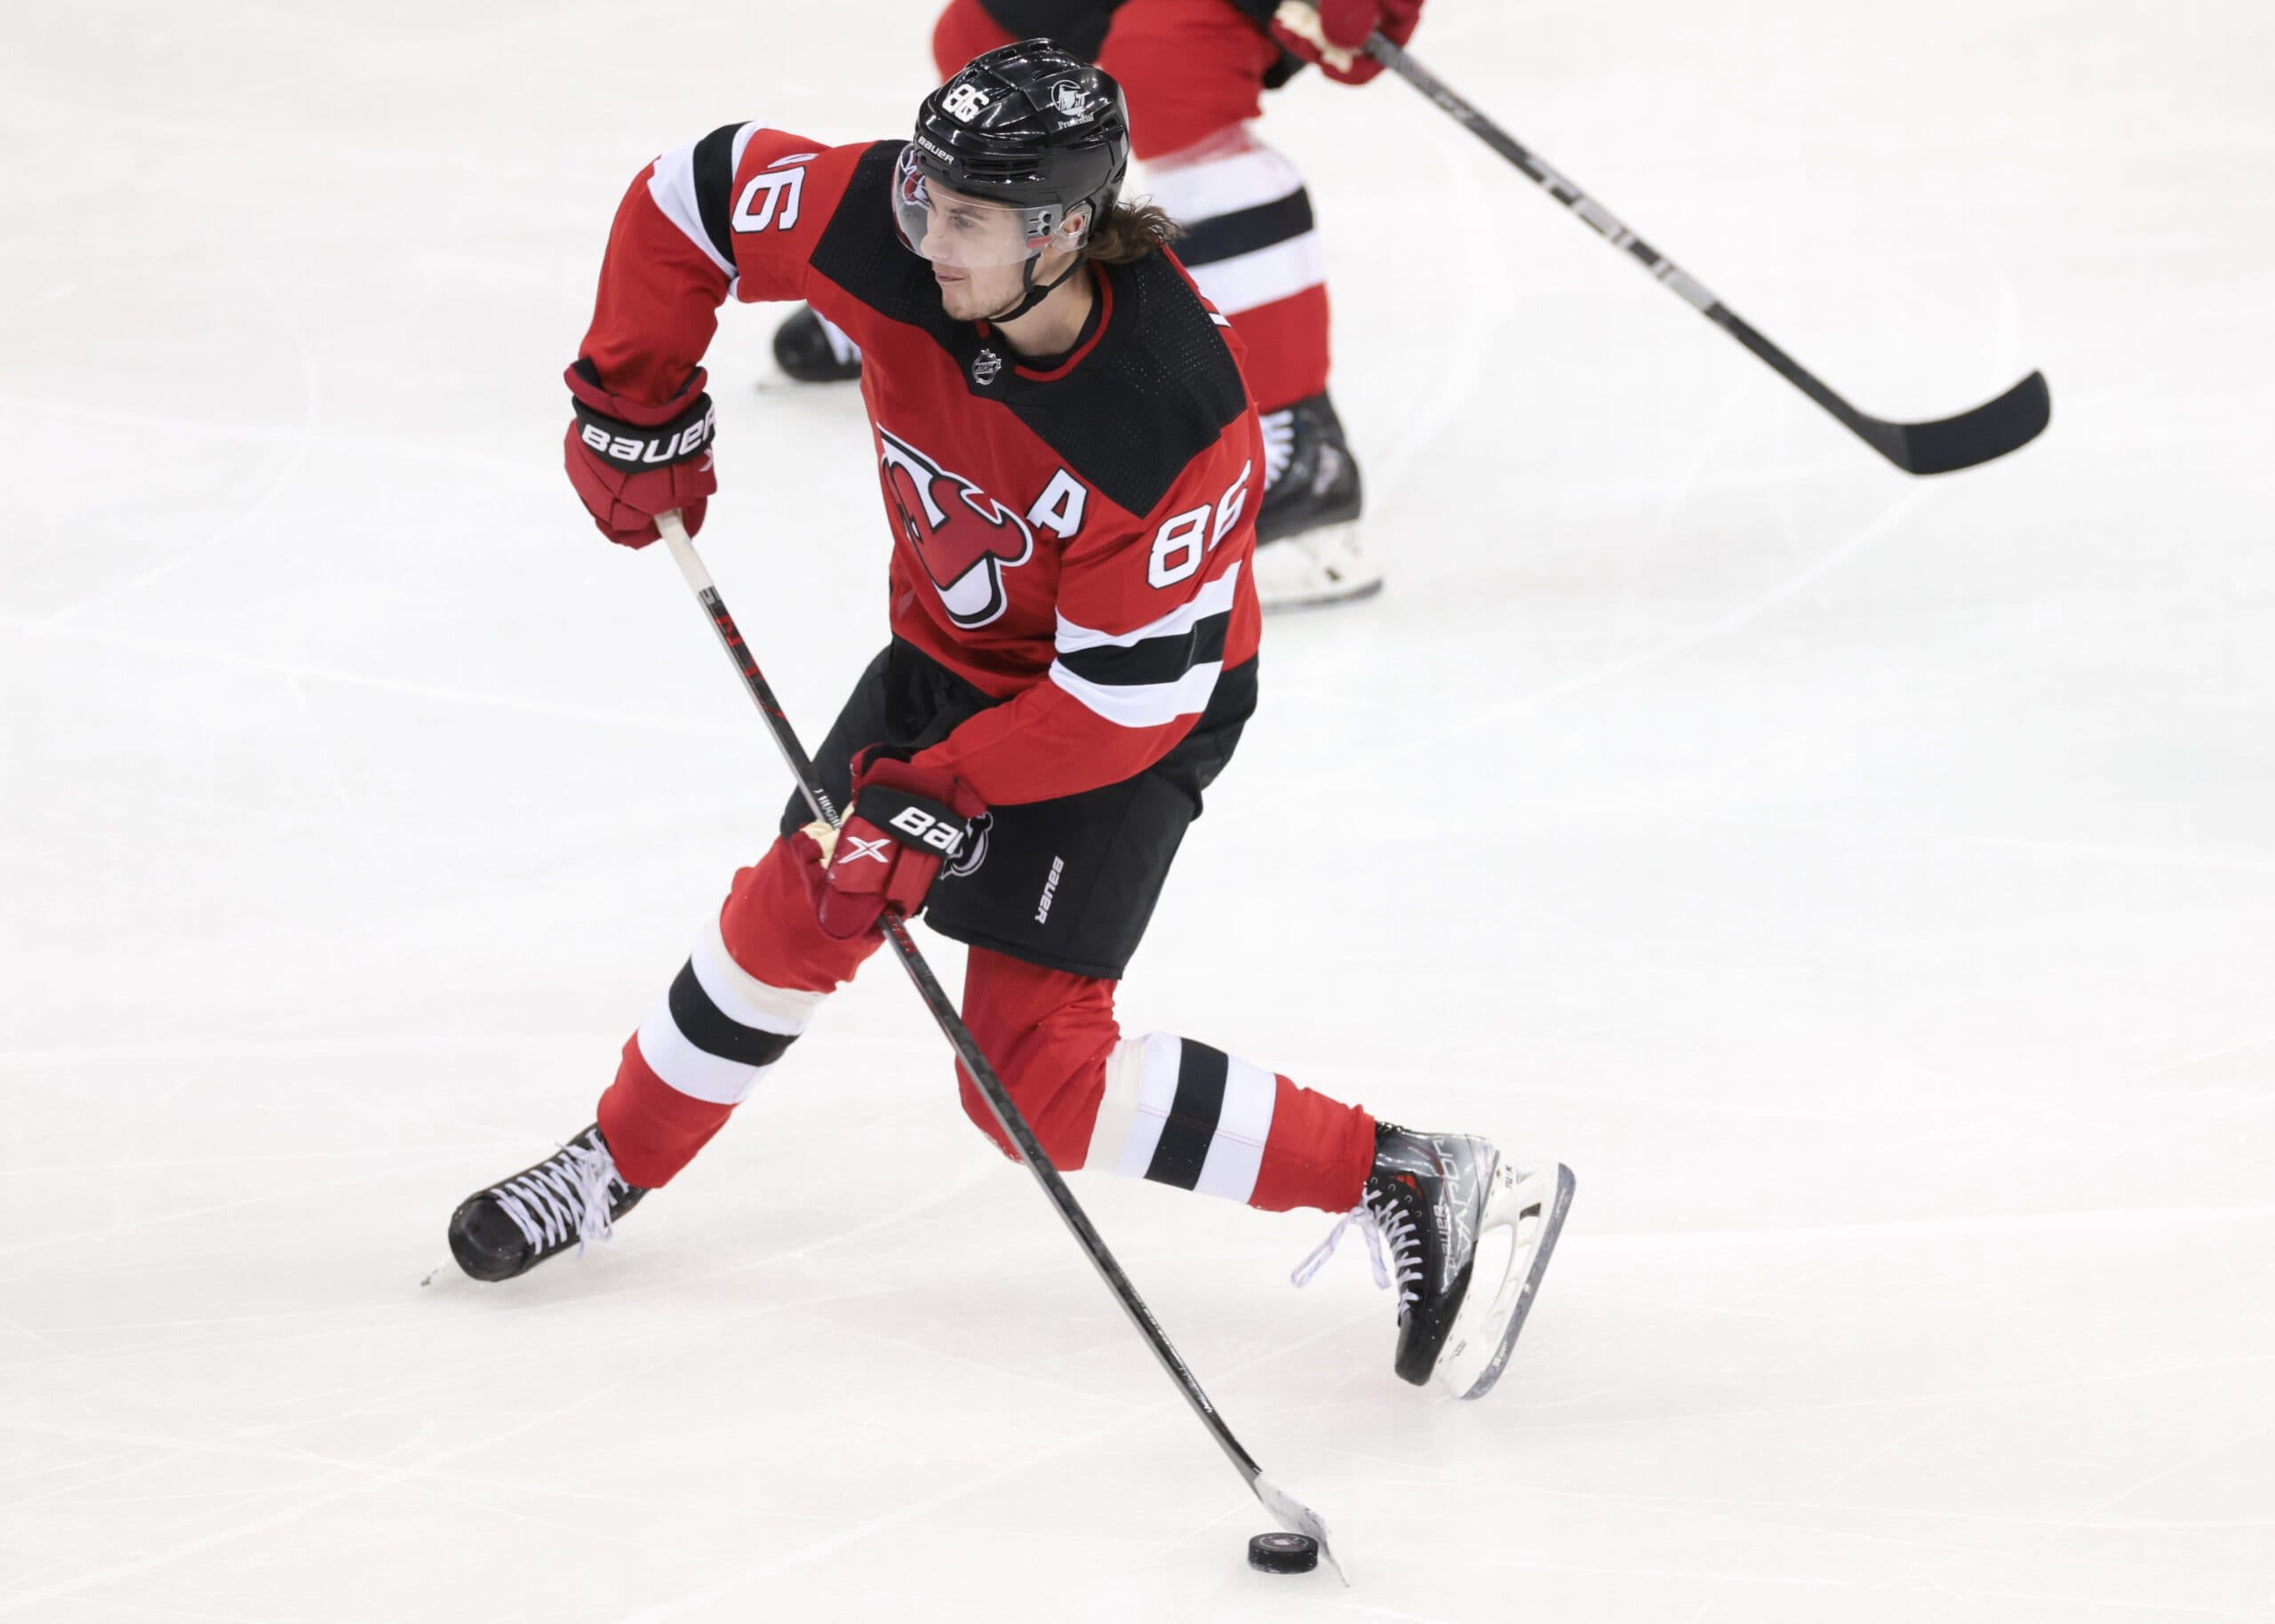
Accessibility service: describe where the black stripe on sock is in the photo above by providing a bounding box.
[1173,189,1315,269]
[667,959,796,1067]
[1057,610,1230,689]
[1145,1039,1229,1190]
[691,123,742,267]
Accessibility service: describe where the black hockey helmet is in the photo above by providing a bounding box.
[895,39,1130,318]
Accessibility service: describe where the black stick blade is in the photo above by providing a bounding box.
[1867,370,2051,475]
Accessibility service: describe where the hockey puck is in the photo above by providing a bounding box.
[1247,1532,1320,1574]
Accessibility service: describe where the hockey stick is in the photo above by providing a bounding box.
[1344,20,2050,474]
[653,511,1348,1583]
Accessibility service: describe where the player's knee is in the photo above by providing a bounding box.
[955,951,1122,1167]
[716,833,874,995]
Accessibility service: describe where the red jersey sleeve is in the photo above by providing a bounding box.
[578,124,868,402]
[914,431,1261,807]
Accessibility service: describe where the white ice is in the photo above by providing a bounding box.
[5,2,2273,1619]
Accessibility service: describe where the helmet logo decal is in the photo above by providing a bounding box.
[1050,81,1091,120]
[876,426,1034,629]
[942,84,991,123]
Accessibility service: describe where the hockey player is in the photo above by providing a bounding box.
[771,0,1424,610]
[449,42,1570,1399]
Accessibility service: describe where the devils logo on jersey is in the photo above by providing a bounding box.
[876,426,1034,629]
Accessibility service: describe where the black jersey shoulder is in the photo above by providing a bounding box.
[993,252,1252,521]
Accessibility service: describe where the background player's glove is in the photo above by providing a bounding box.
[1270,0,1424,84]
[563,359,717,547]
[812,752,986,940]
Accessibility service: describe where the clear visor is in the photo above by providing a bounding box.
[891,144,1066,270]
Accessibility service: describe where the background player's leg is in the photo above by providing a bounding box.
[1098,4,1313,403]
[954,946,1377,1214]
[1099,0,1377,607]
[931,0,1019,75]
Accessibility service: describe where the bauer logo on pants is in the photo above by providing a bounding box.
[876,426,1034,629]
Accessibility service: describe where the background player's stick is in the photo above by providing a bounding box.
[1305,9,2052,474]
[653,511,1348,1583]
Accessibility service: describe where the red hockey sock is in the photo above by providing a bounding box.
[597,834,880,1188]
[1080,1034,1374,1212]
[953,950,1373,1212]
[1247,1073,1376,1214]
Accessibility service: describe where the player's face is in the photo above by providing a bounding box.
[930,243,1031,322]
[893,150,1058,320]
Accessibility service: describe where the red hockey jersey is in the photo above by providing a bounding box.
[579,123,1265,807]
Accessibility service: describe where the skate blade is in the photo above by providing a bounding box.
[1255,521,1384,612]
[1433,1161,1576,1401]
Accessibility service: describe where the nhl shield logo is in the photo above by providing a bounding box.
[970,347,1002,386]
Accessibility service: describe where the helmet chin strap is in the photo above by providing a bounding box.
[978,222,1090,324]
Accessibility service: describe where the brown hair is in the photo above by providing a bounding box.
[1083,200,1183,265]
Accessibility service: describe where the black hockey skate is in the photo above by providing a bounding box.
[447,1124,646,1283]
[770,306,863,384]
[1253,391,1380,610]
[1293,1123,1575,1398]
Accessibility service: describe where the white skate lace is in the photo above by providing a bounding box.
[1289,1189,1423,1313]
[491,1138,623,1256]
[1259,408,1296,492]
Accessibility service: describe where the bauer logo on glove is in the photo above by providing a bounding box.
[814,753,988,939]
[562,358,720,547]
[882,800,967,856]
[573,400,715,473]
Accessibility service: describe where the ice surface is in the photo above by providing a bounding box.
[5,2,2273,1619]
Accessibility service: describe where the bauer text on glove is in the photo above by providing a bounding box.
[563,359,717,547]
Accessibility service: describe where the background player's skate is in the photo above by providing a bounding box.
[1294,1125,1575,1398]
[771,306,863,383]
[1254,391,1380,609]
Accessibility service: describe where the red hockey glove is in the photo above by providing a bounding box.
[1269,0,1424,85]
[812,752,987,940]
[563,358,717,547]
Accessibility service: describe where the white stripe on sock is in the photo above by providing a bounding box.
[1193,1055,1278,1202]
[634,1000,777,1105]
[1185,231,1328,317]
[690,915,826,1037]
[1090,1032,1183,1177]
[1142,143,1304,223]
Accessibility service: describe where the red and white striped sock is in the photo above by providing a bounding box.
[1081,1034,1375,1214]
[598,836,875,1188]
